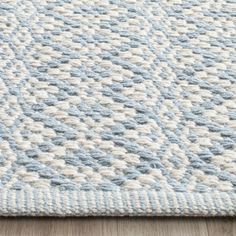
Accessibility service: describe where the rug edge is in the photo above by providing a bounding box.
[0,189,235,216]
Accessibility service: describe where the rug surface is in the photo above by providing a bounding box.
[0,0,236,216]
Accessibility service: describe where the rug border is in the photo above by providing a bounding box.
[0,189,235,216]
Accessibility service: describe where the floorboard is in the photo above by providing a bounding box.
[0,217,234,236]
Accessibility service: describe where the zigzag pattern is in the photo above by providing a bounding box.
[0,0,235,198]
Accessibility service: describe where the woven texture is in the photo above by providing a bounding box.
[0,0,236,216]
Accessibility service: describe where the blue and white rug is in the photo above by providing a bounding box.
[0,0,235,216]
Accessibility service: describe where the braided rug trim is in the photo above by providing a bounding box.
[0,0,236,216]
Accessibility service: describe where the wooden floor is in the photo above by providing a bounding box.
[0,217,235,236]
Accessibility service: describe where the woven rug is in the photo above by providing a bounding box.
[0,0,236,217]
